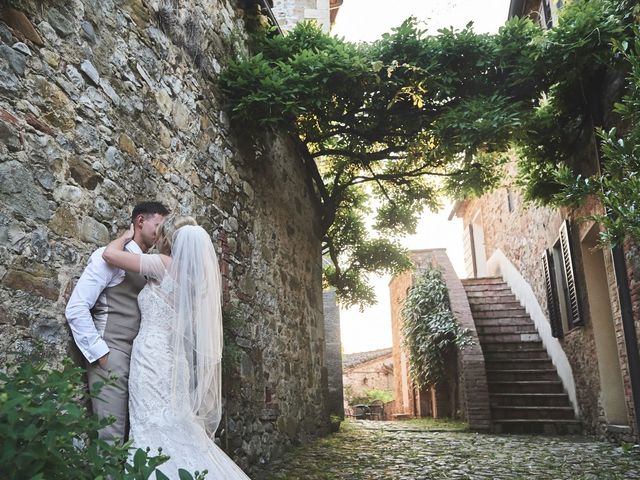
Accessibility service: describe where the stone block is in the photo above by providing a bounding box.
[49,206,79,237]
[80,216,109,246]
[0,6,44,46]
[3,261,59,300]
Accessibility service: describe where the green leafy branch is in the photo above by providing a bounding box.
[222,1,639,305]
[0,356,205,480]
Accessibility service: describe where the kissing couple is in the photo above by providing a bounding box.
[66,201,251,479]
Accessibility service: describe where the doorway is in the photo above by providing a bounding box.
[581,225,628,425]
[470,210,487,278]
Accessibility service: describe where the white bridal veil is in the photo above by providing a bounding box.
[168,225,223,435]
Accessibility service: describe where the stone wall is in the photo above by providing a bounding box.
[323,288,344,419]
[0,0,329,470]
[455,164,637,439]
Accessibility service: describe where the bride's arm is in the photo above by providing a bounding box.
[102,225,141,273]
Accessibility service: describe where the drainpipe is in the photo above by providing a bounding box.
[611,245,640,436]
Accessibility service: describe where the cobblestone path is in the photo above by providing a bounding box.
[254,420,640,480]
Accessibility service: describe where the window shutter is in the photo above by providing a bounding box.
[542,249,563,338]
[559,220,583,327]
[468,224,477,278]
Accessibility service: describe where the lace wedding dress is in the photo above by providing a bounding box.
[128,254,250,479]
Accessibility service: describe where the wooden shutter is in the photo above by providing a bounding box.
[542,249,563,338]
[468,224,477,278]
[559,220,583,328]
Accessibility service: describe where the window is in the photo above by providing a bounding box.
[542,220,584,337]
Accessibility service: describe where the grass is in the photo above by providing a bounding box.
[395,417,469,431]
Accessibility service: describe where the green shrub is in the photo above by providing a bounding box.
[346,388,394,406]
[0,355,205,479]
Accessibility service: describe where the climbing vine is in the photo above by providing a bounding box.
[222,0,639,305]
[401,266,471,387]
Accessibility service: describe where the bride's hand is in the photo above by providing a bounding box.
[120,224,134,243]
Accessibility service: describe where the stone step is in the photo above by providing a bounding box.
[487,369,560,382]
[471,302,526,312]
[472,310,530,319]
[490,381,565,394]
[490,393,572,407]
[465,288,515,296]
[463,284,512,293]
[477,324,538,335]
[483,349,549,360]
[492,419,582,435]
[478,332,541,343]
[466,293,517,303]
[493,405,576,420]
[462,277,504,285]
[472,317,535,327]
[485,358,553,370]
[478,333,542,346]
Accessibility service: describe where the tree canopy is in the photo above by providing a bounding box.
[221,0,639,306]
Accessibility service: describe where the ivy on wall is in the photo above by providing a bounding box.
[400,266,471,388]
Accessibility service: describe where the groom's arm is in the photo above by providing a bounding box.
[65,247,116,364]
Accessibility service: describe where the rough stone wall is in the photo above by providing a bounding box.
[457,165,636,438]
[0,0,328,470]
[323,288,344,418]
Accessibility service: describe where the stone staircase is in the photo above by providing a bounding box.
[462,277,581,434]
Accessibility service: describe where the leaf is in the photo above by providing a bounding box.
[178,469,195,480]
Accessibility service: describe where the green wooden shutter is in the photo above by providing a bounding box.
[559,220,583,328]
[542,249,563,338]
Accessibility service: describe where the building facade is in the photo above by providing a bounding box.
[271,0,343,32]
[342,347,394,404]
[451,162,638,441]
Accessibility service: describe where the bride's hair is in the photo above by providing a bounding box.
[156,215,197,254]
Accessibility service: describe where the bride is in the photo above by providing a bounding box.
[103,215,251,479]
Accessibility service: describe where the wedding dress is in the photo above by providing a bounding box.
[128,241,250,479]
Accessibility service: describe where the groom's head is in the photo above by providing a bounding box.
[131,201,170,252]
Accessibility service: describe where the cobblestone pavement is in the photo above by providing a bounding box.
[254,420,640,480]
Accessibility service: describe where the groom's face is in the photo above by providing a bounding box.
[137,213,166,251]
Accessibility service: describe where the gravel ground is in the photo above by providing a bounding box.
[254,420,640,480]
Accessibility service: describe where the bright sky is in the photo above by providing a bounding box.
[332,0,512,354]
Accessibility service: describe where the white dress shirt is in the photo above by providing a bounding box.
[65,241,143,363]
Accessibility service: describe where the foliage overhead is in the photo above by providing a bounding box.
[221,0,639,305]
[400,265,472,387]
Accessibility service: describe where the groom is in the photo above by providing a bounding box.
[66,201,169,442]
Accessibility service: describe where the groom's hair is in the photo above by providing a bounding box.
[131,201,170,224]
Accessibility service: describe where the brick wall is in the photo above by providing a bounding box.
[388,249,491,429]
